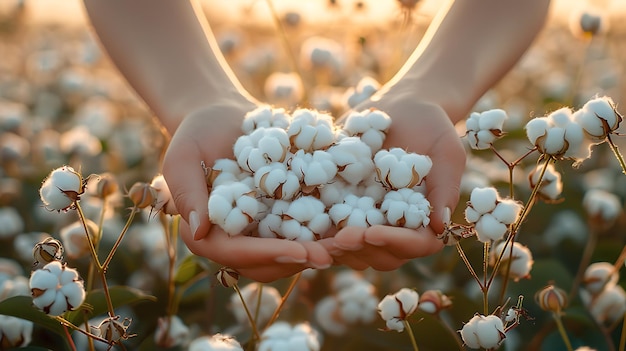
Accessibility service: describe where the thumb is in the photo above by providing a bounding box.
[425,139,466,234]
[163,134,211,241]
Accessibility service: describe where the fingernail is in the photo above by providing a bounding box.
[307,261,331,269]
[190,211,201,240]
[442,206,451,223]
[333,242,363,251]
[275,256,307,264]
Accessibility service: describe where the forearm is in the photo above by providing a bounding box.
[82,0,254,134]
[388,0,551,123]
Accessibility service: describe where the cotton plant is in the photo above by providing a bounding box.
[465,108,508,150]
[464,187,522,243]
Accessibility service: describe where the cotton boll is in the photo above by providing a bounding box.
[525,117,550,146]
[475,213,508,242]
[575,96,622,142]
[459,314,506,349]
[380,188,431,228]
[491,199,523,225]
[290,149,338,188]
[490,241,534,281]
[254,163,300,200]
[465,109,507,150]
[318,180,355,208]
[337,281,378,324]
[468,187,499,214]
[529,163,563,201]
[281,196,331,240]
[241,105,291,134]
[583,262,619,295]
[341,109,392,153]
[264,72,304,107]
[328,137,374,185]
[208,183,260,235]
[315,296,347,336]
[287,109,336,152]
[374,148,432,189]
[582,188,622,229]
[234,127,290,172]
[586,285,626,324]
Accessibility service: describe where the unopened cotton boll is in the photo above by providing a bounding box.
[241,105,291,135]
[254,162,300,200]
[287,109,336,152]
[290,149,338,189]
[258,321,321,351]
[583,262,619,295]
[374,148,432,189]
[208,182,261,235]
[528,163,563,201]
[150,174,178,215]
[380,188,431,228]
[574,96,621,142]
[490,241,534,281]
[341,109,392,153]
[233,127,290,172]
[465,109,508,150]
[264,72,304,107]
[327,137,374,185]
[231,283,281,326]
[459,314,506,349]
[329,194,384,229]
[281,196,331,241]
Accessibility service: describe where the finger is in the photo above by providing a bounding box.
[363,225,444,259]
[163,133,211,240]
[424,134,466,234]
[300,241,333,269]
[238,265,307,283]
[332,226,367,251]
[330,253,370,271]
[179,220,309,269]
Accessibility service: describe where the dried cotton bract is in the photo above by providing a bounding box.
[465,109,508,150]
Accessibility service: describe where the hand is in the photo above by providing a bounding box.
[325,84,466,270]
[162,99,333,282]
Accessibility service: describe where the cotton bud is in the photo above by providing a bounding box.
[490,241,534,281]
[337,281,379,324]
[583,262,619,295]
[528,163,563,202]
[329,194,384,229]
[29,261,85,316]
[574,96,621,142]
[94,173,119,200]
[418,290,453,314]
[127,182,157,209]
[93,315,133,346]
[345,76,381,108]
[380,188,431,228]
[150,174,178,215]
[189,334,244,351]
[582,189,622,230]
[569,8,607,38]
[231,283,281,326]
[280,196,331,241]
[374,148,432,189]
[241,106,291,135]
[290,149,338,191]
[154,315,190,348]
[465,109,508,150]
[0,315,33,348]
[327,136,374,185]
[586,284,626,324]
[254,162,300,200]
[287,109,335,152]
[535,284,568,314]
[341,109,392,152]
[378,288,419,332]
[264,72,304,107]
[216,267,240,288]
[39,165,84,211]
[208,182,261,235]
[234,127,290,173]
[33,237,63,269]
[459,314,506,349]
[525,107,590,161]
[258,322,320,351]
[206,158,246,188]
[59,219,98,260]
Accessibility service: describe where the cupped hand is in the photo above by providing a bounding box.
[162,99,332,282]
[325,85,467,270]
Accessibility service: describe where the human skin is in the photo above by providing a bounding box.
[82,0,551,282]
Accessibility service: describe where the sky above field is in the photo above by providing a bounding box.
[16,0,626,26]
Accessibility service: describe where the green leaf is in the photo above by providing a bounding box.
[0,296,65,336]
[174,255,209,286]
[66,286,156,325]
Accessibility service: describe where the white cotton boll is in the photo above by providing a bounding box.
[357,173,387,203]
[315,296,347,336]
[329,203,352,227]
[378,288,419,332]
[576,96,621,142]
[231,283,281,326]
[241,105,291,134]
[234,127,290,172]
[290,149,338,188]
[0,207,23,239]
[529,163,563,201]
[188,334,244,351]
[478,109,508,130]
[345,77,380,108]
[343,112,370,133]
[287,109,336,152]
[468,187,499,214]
[259,322,320,351]
[337,281,378,324]
[583,262,619,295]
[300,36,344,74]
[582,189,622,223]
[587,285,626,324]
[254,163,299,200]
[258,213,283,239]
[475,213,508,243]
[459,314,506,349]
[465,109,507,150]
[208,183,259,235]
[282,197,330,240]
[492,199,522,225]
[464,206,482,223]
[542,127,567,155]
[59,125,102,157]
[374,148,432,189]
[575,109,605,141]
[264,72,304,107]
[341,109,392,152]
[491,241,534,281]
[329,194,384,228]
[381,188,431,228]
[563,122,588,159]
[328,137,374,185]
[210,158,246,188]
[319,180,355,208]
[525,117,549,145]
